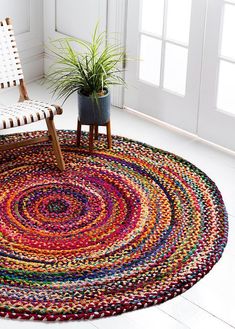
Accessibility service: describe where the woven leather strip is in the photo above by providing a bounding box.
[0,19,24,88]
[0,100,58,130]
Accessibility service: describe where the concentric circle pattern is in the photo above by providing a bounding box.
[0,131,228,321]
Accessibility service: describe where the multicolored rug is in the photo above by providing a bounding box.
[0,130,228,321]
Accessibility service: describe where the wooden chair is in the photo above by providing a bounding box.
[0,17,65,171]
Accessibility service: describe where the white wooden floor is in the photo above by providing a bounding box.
[0,81,235,329]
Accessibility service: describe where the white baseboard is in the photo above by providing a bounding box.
[123,106,235,156]
[21,53,44,83]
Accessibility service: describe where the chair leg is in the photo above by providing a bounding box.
[77,119,81,146]
[46,118,65,171]
[94,124,99,140]
[106,121,112,149]
[89,124,94,152]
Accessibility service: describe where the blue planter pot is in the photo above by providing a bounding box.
[77,88,111,125]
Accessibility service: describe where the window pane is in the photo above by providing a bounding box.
[163,43,188,96]
[166,0,192,45]
[139,35,162,86]
[220,4,235,59]
[217,60,235,114]
[141,0,164,36]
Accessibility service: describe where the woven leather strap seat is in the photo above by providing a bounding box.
[0,17,65,170]
[0,100,60,130]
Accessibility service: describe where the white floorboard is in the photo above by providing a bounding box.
[0,81,235,329]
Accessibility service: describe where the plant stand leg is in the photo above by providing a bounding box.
[94,124,99,140]
[89,124,94,152]
[46,118,65,171]
[106,121,112,149]
[77,119,81,146]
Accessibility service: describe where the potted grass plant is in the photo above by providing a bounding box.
[46,25,126,125]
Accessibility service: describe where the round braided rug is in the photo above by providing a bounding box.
[0,130,228,321]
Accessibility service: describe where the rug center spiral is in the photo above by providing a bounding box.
[47,199,69,214]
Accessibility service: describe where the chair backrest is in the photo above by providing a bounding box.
[0,17,24,89]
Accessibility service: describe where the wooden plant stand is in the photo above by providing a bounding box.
[76,120,112,152]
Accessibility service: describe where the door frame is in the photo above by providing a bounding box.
[106,0,128,108]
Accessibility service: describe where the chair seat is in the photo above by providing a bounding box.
[0,100,60,130]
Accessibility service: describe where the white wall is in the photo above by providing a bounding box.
[1,0,44,82]
[43,0,107,73]
[0,0,126,106]
[43,0,126,107]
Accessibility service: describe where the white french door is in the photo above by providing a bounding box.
[125,0,206,133]
[198,0,235,151]
[124,0,235,151]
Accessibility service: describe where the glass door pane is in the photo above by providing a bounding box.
[163,43,188,95]
[138,0,192,97]
[220,3,235,59]
[217,60,235,114]
[216,1,235,115]
[139,35,162,85]
[141,0,164,36]
[166,0,192,45]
